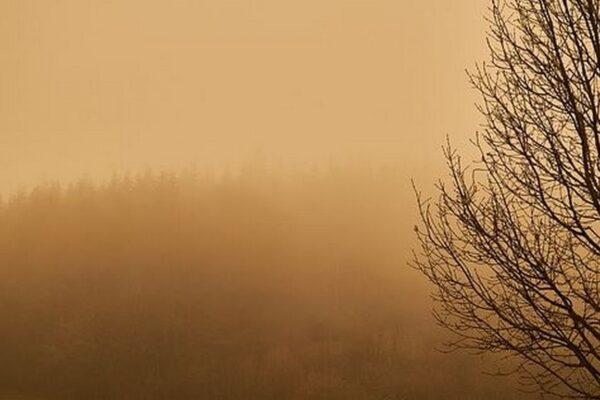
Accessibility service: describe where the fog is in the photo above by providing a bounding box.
[1,0,485,192]
[0,1,529,398]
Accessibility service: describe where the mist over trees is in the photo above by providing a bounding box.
[0,167,528,399]
[415,1,600,398]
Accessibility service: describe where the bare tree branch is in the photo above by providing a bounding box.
[414,1,600,398]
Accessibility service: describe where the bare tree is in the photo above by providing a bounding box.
[413,1,600,398]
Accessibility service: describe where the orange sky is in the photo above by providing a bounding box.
[0,0,487,192]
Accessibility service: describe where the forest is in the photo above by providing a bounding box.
[0,165,527,399]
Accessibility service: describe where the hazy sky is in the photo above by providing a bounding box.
[0,0,487,192]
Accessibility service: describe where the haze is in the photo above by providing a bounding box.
[0,2,530,399]
[1,0,485,192]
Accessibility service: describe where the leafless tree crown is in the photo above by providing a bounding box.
[414,1,600,398]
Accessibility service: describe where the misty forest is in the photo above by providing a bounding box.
[0,167,528,399]
[2,0,600,399]
[0,166,535,399]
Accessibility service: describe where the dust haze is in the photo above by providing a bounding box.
[1,0,484,191]
[0,1,528,399]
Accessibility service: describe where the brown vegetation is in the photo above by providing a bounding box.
[0,166,527,399]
